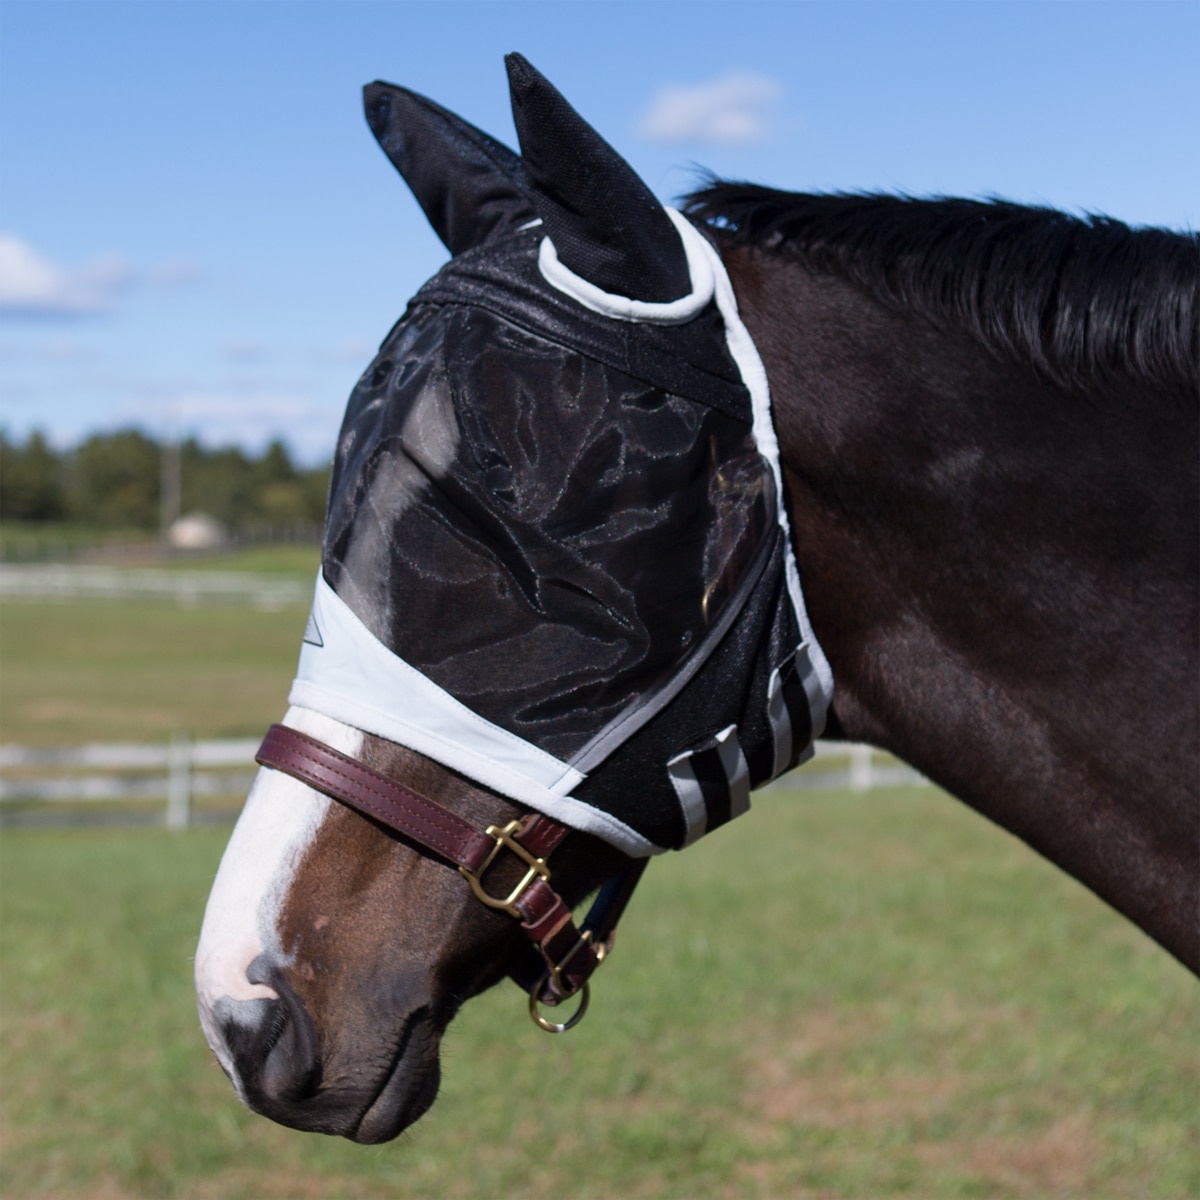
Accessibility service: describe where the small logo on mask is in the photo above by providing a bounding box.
[303,610,324,648]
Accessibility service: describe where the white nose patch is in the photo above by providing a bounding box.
[194,707,362,1072]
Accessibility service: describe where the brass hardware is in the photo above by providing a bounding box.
[546,929,606,998]
[458,821,615,1035]
[529,932,610,1033]
[529,980,590,1034]
[458,820,551,919]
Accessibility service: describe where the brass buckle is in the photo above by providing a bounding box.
[458,819,550,919]
[547,929,607,999]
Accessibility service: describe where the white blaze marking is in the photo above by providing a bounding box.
[194,706,361,1069]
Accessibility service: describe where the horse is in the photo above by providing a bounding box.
[194,54,1198,1144]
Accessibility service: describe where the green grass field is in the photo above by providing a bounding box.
[1,583,1197,1197]
[2,790,1196,1200]
[0,547,318,745]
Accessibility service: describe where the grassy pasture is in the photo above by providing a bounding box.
[1,576,1197,1196]
[2,789,1196,1199]
[0,546,318,746]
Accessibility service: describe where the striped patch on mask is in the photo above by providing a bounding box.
[667,724,751,848]
[765,644,822,780]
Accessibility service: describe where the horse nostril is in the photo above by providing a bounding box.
[218,963,323,1105]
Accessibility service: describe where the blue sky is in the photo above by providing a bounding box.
[2,1,1196,463]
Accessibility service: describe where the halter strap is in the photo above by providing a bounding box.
[255,723,643,1026]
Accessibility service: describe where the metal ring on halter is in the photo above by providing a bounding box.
[528,980,590,1034]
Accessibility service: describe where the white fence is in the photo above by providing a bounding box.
[798,742,927,793]
[0,736,259,828]
[0,737,924,828]
[0,564,310,609]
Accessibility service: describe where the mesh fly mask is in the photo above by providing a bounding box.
[286,58,832,860]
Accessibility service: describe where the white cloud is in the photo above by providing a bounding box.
[638,72,783,144]
[0,234,198,317]
[0,235,133,315]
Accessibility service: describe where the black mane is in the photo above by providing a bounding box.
[685,182,1199,397]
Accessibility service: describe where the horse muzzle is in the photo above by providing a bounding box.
[199,957,445,1143]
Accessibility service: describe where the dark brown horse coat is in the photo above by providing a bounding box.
[195,57,1198,1145]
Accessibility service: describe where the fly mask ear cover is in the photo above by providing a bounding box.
[290,56,833,857]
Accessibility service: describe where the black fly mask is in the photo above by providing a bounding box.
[292,56,832,856]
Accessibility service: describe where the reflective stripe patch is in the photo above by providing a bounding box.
[667,724,750,848]
[766,660,795,779]
[767,645,819,779]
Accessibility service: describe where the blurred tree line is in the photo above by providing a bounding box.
[0,428,329,535]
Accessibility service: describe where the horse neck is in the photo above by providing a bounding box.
[725,243,1199,972]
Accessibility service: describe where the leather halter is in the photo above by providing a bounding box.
[255,723,646,1032]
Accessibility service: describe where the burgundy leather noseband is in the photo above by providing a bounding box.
[255,723,645,1032]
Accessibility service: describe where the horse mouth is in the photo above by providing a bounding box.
[229,997,446,1144]
[347,1013,443,1144]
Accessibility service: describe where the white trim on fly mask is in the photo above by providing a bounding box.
[693,223,835,714]
[537,207,716,325]
[288,573,659,857]
[539,207,835,712]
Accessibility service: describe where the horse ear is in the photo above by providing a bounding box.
[504,54,692,303]
[363,81,537,255]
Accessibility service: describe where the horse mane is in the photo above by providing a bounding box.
[684,182,1199,398]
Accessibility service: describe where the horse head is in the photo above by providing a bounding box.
[194,55,830,1143]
